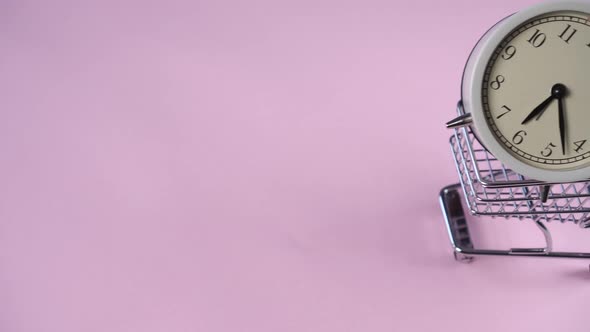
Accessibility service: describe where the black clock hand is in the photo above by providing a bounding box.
[521,83,568,125]
[558,96,566,155]
[521,95,554,124]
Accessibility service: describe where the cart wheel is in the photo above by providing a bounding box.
[454,251,474,264]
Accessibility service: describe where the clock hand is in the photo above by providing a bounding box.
[521,95,554,124]
[558,96,566,155]
[521,83,568,124]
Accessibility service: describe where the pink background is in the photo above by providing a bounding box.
[1,0,590,331]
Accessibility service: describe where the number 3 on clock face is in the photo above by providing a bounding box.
[462,1,590,182]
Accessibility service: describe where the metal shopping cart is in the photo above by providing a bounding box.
[440,102,590,264]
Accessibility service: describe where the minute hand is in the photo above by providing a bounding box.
[521,95,554,125]
[558,97,566,155]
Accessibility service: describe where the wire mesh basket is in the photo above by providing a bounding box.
[451,127,590,225]
[439,102,590,263]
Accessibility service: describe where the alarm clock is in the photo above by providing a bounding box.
[450,1,590,182]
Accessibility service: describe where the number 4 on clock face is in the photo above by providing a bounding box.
[574,140,587,153]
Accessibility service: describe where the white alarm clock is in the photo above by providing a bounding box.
[452,1,590,182]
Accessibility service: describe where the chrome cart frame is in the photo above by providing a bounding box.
[440,102,590,263]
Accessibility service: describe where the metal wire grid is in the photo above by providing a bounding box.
[450,126,590,224]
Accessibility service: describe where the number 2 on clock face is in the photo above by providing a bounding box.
[483,11,590,169]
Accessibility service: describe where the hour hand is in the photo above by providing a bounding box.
[521,95,554,125]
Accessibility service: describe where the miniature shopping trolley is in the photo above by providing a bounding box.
[439,102,590,264]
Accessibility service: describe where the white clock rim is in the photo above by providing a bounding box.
[462,0,590,182]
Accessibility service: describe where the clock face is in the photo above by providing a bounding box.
[483,11,590,170]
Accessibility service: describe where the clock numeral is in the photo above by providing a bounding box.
[490,75,505,90]
[512,130,527,145]
[559,24,578,43]
[496,105,512,119]
[574,140,587,153]
[528,29,547,48]
[541,142,556,157]
[501,45,517,60]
